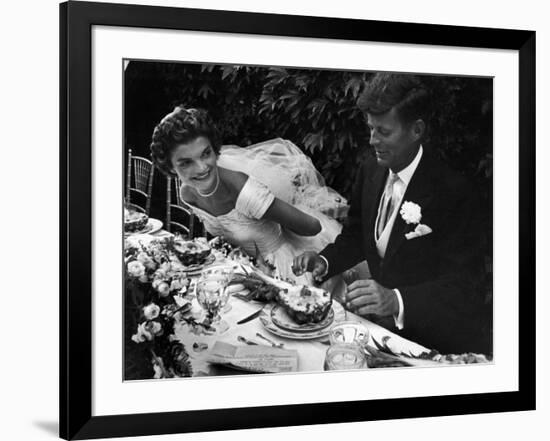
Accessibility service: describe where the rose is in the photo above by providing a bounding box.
[131,322,154,343]
[157,282,170,297]
[127,260,146,278]
[170,279,184,292]
[145,320,164,337]
[154,269,167,280]
[400,201,422,224]
[137,252,157,271]
[131,333,146,344]
[143,303,160,320]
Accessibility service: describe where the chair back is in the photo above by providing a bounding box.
[166,175,201,238]
[126,149,155,214]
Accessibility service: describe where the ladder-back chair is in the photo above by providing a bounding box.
[125,149,155,214]
[166,175,206,238]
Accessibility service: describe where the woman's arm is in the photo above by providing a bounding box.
[223,167,322,236]
[263,198,322,236]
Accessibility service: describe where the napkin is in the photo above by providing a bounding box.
[206,341,298,373]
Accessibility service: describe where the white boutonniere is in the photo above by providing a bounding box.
[400,201,433,240]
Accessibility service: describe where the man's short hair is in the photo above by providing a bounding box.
[357,73,431,124]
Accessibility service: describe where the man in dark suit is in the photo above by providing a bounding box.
[293,73,490,354]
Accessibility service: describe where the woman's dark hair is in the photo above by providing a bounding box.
[150,107,221,176]
[357,73,431,125]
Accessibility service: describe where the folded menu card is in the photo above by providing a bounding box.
[206,341,298,373]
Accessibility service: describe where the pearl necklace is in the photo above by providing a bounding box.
[197,169,220,197]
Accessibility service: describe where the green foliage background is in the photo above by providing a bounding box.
[126,62,492,204]
[125,62,492,267]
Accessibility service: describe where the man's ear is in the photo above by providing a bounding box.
[411,119,426,141]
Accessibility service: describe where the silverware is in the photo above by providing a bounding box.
[237,336,259,345]
[233,293,253,302]
[255,332,284,348]
[236,308,263,324]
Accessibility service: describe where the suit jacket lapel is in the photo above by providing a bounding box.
[383,153,435,265]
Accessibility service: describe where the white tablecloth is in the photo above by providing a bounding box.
[174,291,428,376]
[127,230,429,376]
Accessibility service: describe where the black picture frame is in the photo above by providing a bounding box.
[60,1,536,439]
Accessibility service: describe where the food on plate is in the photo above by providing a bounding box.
[230,267,332,324]
[124,208,149,233]
[172,238,211,266]
[277,285,332,325]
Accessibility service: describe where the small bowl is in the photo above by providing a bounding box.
[172,239,211,266]
[329,320,370,347]
[124,211,149,232]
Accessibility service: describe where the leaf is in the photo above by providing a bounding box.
[221,66,235,80]
[200,64,215,73]
[306,98,328,114]
[197,84,213,99]
[266,68,288,84]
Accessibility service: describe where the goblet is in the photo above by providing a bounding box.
[196,272,230,333]
[201,265,235,313]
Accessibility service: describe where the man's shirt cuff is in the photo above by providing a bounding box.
[393,288,404,329]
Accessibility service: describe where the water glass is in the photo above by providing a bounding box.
[324,343,367,371]
[329,321,370,347]
[196,273,230,331]
[201,265,234,313]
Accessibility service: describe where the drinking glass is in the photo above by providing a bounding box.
[324,321,370,371]
[329,321,370,347]
[196,272,230,333]
[201,265,235,313]
[324,343,367,371]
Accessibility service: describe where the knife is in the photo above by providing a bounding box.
[236,308,263,325]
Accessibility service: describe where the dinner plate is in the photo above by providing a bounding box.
[124,218,163,236]
[270,304,334,333]
[260,301,346,340]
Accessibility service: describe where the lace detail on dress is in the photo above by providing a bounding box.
[235,177,275,219]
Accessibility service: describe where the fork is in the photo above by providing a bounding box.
[237,335,259,345]
[255,332,284,348]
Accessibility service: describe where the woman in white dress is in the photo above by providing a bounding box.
[150,107,344,284]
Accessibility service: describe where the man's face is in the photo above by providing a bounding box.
[366,107,421,173]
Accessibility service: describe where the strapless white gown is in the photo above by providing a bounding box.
[181,139,344,283]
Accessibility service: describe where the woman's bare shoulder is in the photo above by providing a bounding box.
[219,167,249,193]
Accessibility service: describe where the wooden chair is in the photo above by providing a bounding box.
[166,175,205,238]
[125,149,155,214]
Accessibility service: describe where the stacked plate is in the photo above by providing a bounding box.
[260,301,346,340]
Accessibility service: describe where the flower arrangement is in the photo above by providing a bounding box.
[124,237,198,379]
[125,237,195,297]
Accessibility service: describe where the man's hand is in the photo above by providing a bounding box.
[292,251,327,280]
[345,279,399,317]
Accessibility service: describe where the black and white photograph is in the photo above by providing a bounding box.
[1,0,543,439]
[123,61,494,380]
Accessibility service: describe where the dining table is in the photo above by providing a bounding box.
[126,227,430,377]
